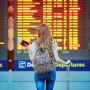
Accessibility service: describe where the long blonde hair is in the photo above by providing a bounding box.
[36,23,54,56]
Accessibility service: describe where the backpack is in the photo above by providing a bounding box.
[34,48,56,73]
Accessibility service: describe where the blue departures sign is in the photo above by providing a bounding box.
[0,60,7,71]
[0,60,90,71]
[14,60,90,71]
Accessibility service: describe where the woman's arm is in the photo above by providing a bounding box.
[28,48,36,63]
[25,45,36,63]
[53,51,71,65]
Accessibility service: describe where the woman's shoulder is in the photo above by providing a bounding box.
[52,39,57,46]
[31,40,38,49]
[52,39,58,51]
[31,40,37,46]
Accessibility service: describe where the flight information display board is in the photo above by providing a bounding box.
[0,0,4,49]
[0,0,7,60]
[16,0,87,51]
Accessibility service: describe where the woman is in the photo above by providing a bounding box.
[25,24,71,90]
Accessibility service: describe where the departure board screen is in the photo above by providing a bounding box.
[0,0,7,60]
[0,0,4,49]
[17,0,87,51]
